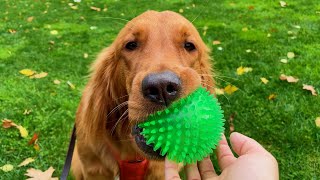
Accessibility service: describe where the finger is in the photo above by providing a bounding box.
[216,134,236,170]
[198,156,217,179]
[230,132,267,156]
[184,163,201,180]
[165,157,181,180]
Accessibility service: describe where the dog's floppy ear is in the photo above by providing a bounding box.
[197,45,216,94]
[76,45,127,140]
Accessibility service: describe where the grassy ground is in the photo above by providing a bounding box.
[0,0,319,179]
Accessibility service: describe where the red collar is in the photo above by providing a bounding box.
[105,138,149,179]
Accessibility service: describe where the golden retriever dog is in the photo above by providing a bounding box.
[71,10,215,179]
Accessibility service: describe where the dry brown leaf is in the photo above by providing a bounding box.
[8,29,17,34]
[18,158,35,167]
[25,166,58,180]
[2,119,18,128]
[53,79,61,85]
[303,84,317,96]
[90,6,101,11]
[212,40,221,45]
[27,16,34,22]
[279,74,299,83]
[30,72,48,79]
[28,133,39,145]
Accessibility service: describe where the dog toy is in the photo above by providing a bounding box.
[138,87,225,164]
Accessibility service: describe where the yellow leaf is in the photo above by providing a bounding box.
[214,88,224,95]
[30,72,48,79]
[268,94,276,100]
[25,167,58,180]
[34,144,40,151]
[17,125,28,138]
[90,6,101,11]
[237,66,252,75]
[50,30,58,35]
[18,158,35,167]
[179,9,184,13]
[224,85,238,94]
[280,1,287,7]
[19,69,35,76]
[0,164,14,172]
[280,59,288,63]
[67,81,75,89]
[260,77,269,84]
[53,79,61,85]
[287,52,295,59]
[242,27,248,32]
[315,117,320,128]
[27,16,34,22]
[83,53,88,58]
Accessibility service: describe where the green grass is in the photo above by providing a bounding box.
[0,0,319,179]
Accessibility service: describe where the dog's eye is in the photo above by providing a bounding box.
[184,42,196,52]
[125,41,138,51]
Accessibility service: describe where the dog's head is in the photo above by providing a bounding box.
[86,10,214,160]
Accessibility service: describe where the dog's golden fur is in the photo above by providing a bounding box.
[71,10,215,179]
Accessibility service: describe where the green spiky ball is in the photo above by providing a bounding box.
[138,87,225,164]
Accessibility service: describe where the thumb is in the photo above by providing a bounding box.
[230,132,268,156]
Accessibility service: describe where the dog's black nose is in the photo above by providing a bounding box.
[142,71,181,106]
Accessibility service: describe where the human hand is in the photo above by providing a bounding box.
[165,132,278,180]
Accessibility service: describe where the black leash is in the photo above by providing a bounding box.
[60,125,76,180]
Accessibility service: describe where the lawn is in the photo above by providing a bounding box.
[0,0,319,179]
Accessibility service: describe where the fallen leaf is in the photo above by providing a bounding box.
[90,6,101,11]
[28,133,39,145]
[20,69,35,76]
[212,40,221,45]
[179,9,184,13]
[0,164,14,172]
[280,59,288,63]
[23,109,32,115]
[2,119,18,128]
[260,77,269,84]
[287,52,295,59]
[30,72,48,79]
[316,117,320,128]
[67,81,75,89]
[214,88,224,95]
[246,49,251,53]
[49,40,55,45]
[242,27,248,32]
[34,144,40,151]
[8,29,17,34]
[237,66,252,75]
[217,47,223,51]
[268,94,276,100]
[18,158,35,167]
[17,125,28,138]
[280,1,287,7]
[25,167,58,180]
[224,85,238,94]
[83,53,88,58]
[27,16,34,22]
[279,74,299,83]
[303,84,317,96]
[248,5,255,10]
[53,79,61,84]
[50,30,58,35]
